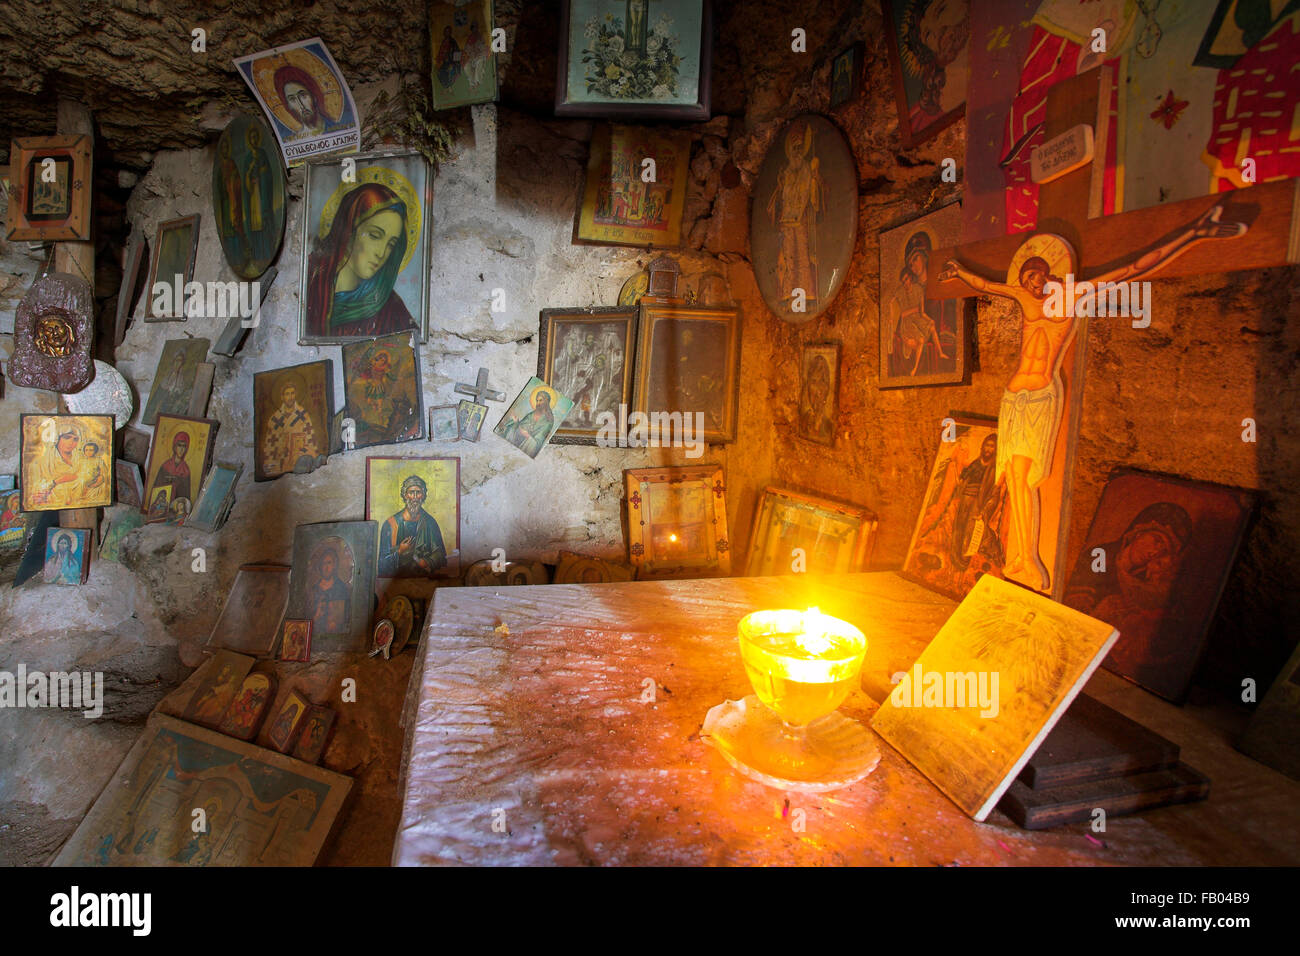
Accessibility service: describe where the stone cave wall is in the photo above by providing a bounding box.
[0,49,778,859]
[736,0,1300,697]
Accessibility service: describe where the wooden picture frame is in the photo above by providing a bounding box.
[216,672,277,741]
[6,136,92,241]
[428,404,460,441]
[292,705,337,764]
[625,464,729,579]
[43,527,90,586]
[205,564,292,657]
[365,456,461,579]
[115,232,147,346]
[878,202,969,388]
[829,42,863,109]
[142,338,211,426]
[143,414,216,518]
[53,712,351,866]
[881,0,968,148]
[19,414,115,512]
[279,619,313,663]
[538,306,637,444]
[431,0,499,109]
[114,460,144,509]
[901,413,1004,601]
[576,125,691,248]
[631,303,740,444]
[298,149,431,345]
[266,689,312,753]
[1062,469,1257,704]
[555,0,712,121]
[145,215,201,320]
[283,521,379,654]
[797,341,839,446]
[252,360,334,481]
[745,487,877,577]
[188,460,243,533]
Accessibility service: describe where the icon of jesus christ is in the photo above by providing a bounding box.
[939,202,1247,591]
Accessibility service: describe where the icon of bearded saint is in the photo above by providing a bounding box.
[262,379,321,476]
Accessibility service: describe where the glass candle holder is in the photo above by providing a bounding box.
[702,608,880,791]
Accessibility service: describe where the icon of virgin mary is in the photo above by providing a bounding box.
[305,182,418,339]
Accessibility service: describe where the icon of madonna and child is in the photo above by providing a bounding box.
[299,157,428,344]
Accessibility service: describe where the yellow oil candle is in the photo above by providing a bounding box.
[738,608,867,726]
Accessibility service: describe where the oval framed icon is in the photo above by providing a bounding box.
[750,114,858,323]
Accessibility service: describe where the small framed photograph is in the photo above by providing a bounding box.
[556,0,712,121]
[631,304,740,444]
[266,689,312,753]
[624,464,730,579]
[798,341,839,446]
[6,135,92,241]
[829,42,863,109]
[745,487,877,577]
[279,619,313,663]
[538,306,636,444]
[429,404,460,441]
[141,338,211,426]
[145,215,201,320]
[457,400,487,441]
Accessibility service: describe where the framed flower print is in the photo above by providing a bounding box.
[556,0,712,120]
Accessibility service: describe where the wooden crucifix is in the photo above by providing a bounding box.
[454,367,505,405]
[928,66,1299,599]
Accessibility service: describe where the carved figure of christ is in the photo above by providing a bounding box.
[939,202,1247,591]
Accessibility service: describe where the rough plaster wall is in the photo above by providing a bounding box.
[0,83,776,853]
[745,2,1300,695]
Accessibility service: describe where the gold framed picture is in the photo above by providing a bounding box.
[631,303,741,444]
[624,464,729,579]
[6,136,92,241]
[745,487,877,577]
